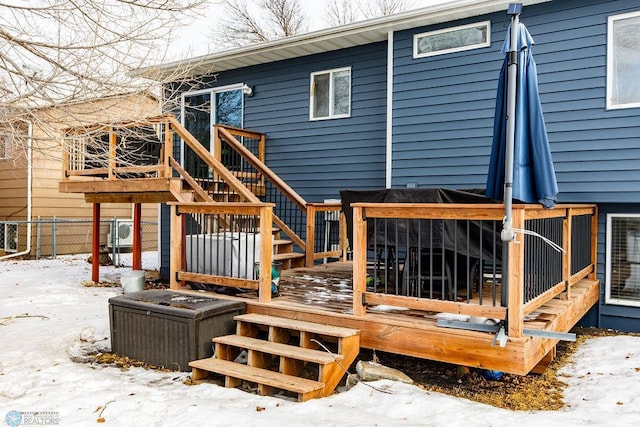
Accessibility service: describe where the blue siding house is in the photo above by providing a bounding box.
[148,0,640,332]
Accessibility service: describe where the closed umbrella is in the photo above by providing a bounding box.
[486,5,558,243]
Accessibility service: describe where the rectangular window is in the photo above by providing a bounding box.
[606,214,640,307]
[414,21,491,58]
[0,130,13,160]
[607,11,640,109]
[310,67,351,120]
[0,223,18,253]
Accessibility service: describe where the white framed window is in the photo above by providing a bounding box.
[0,223,18,253]
[607,11,640,109]
[606,214,640,307]
[414,21,491,58]
[310,67,351,121]
[0,130,13,160]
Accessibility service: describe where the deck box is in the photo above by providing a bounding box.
[109,290,245,371]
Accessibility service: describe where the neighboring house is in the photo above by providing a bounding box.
[143,0,640,331]
[0,93,160,258]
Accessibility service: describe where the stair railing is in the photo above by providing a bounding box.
[216,125,308,254]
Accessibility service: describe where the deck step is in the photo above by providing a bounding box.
[189,358,324,395]
[234,313,360,338]
[274,252,305,261]
[273,239,293,246]
[213,335,343,364]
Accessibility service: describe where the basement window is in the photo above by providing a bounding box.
[310,67,351,120]
[607,11,640,109]
[606,214,640,307]
[414,21,491,58]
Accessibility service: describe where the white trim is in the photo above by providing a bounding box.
[386,30,394,189]
[309,67,352,121]
[606,10,640,110]
[180,83,246,163]
[413,20,491,58]
[605,213,640,308]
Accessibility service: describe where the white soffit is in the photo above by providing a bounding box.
[138,0,550,80]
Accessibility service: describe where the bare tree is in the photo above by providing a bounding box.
[324,0,415,27]
[0,0,211,168]
[210,0,307,49]
[359,0,415,19]
[324,0,360,27]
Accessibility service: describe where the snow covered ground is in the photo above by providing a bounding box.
[1,256,639,427]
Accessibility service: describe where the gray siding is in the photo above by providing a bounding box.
[391,0,640,203]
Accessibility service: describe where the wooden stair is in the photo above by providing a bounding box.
[189,313,360,402]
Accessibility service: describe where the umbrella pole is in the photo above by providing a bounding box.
[502,4,522,243]
[500,4,522,310]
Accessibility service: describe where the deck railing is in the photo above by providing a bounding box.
[215,126,345,265]
[351,203,597,338]
[62,116,172,180]
[169,202,276,303]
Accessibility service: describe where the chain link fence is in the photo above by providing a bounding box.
[0,217,159,270]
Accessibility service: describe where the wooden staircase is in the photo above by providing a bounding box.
[189,313,360,401]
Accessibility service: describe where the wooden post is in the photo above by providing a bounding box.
[507,207,525,338]
[108,128,117,180]
[352,206,367,316]
[164,120,173,178]
[133,203,142,271]
[258,205,273,303]
[169,205,182,290]
[340,211,348,262]
[61,136,69,180]
[258,133,266,189]
[91,203,100,283]
[305,205,316,267]
[213,125,221,183]
[562,208,572,300]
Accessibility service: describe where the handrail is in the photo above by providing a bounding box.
[168,157,213,202]
[168,117,259,203]
[216,126,307,212]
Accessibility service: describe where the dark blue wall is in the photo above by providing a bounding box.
[594,205,640,332]
[189,42,388,202]
[391,0,640,204]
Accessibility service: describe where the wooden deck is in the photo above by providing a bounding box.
[178,261,600,375]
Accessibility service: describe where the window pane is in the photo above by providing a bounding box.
[416,23,489,57]
[0,131,12,160]
[313,73,330,118]
[332,70,350,116]
[609,216,640,304]
[612,16,640,105]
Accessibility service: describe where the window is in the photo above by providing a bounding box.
[607,11,640,109]
[310,67,351,120]
[606,214,640,307]
[0,130,13,160]
[0,223,18,253]
[414,21,490,58]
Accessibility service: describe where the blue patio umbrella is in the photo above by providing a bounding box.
[486,7,558,242]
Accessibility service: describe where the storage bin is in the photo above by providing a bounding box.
[109,290,245,371]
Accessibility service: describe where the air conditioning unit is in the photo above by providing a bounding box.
[107,219,134,248]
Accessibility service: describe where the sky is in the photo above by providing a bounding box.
[1,255,639,426]
[170,0,453,59]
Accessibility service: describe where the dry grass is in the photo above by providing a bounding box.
[365,327,636,411]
